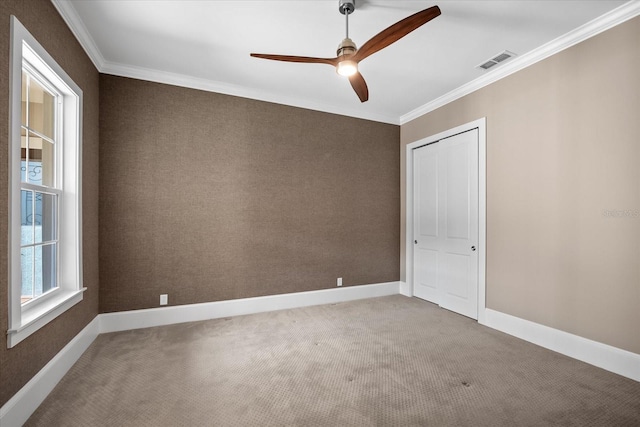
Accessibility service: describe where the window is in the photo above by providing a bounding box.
[7,16,84,348]
[21,67,59,304]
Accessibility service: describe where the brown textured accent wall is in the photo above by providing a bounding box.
[99,75,400,313]
[0,0,100,407]
[401,17,640,354]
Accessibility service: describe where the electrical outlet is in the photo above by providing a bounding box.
[160,294,168,306]
[337,277,342,287]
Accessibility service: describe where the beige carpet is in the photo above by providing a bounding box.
[26,295,640,426]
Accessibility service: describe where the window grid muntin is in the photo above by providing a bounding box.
[22,126,56,145]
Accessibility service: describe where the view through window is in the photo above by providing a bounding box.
[20,69,59,304]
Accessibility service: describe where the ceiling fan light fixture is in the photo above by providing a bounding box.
[249,3,441,102]
[337,59,358,76]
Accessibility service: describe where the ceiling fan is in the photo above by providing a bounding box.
[250,1,441,103]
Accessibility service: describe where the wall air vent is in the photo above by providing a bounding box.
[477,50,517,71]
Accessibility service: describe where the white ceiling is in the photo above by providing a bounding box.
[52,0,634,124]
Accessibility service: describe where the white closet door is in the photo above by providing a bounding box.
[413,142,440,303]
[413,129,479,319]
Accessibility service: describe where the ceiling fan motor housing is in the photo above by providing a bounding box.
[337,38,357,57]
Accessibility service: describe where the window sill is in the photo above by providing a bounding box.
[7,287,86,348]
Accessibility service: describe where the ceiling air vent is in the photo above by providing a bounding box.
[477,50,517,71]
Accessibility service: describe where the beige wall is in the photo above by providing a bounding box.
[99,75,400,313]
[401,17,640,354]
[0,0,100,407]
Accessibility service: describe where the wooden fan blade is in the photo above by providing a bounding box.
[348,72,369,102]
[250,53,338,66]
[353,5,441,62]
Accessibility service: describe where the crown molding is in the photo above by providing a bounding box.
[100,61,400,124]
[399,1,640,125]
[51,0,105,70]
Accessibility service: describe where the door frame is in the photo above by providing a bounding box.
[404,118,487,324]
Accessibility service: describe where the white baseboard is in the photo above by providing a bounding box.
[0,316,100,427]
[399,281,411,297]
[100,281,401,333]
[484,308,640,382]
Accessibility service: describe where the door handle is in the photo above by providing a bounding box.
[471,246,476,251]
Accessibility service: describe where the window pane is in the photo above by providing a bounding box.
[26,132,54,187]
[40,136,55,187]
[21,128,28,182]
[21,127,27,144]
[20,160,27,182]
[28,76,55,140]
[35,192,57,243]
[21,72,27,125]
[21,189,34,245]
[21,246,34,302]
[34,245,42,297]
[34,244,57,296]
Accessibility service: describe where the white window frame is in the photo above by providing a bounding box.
[7,16,85,348]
